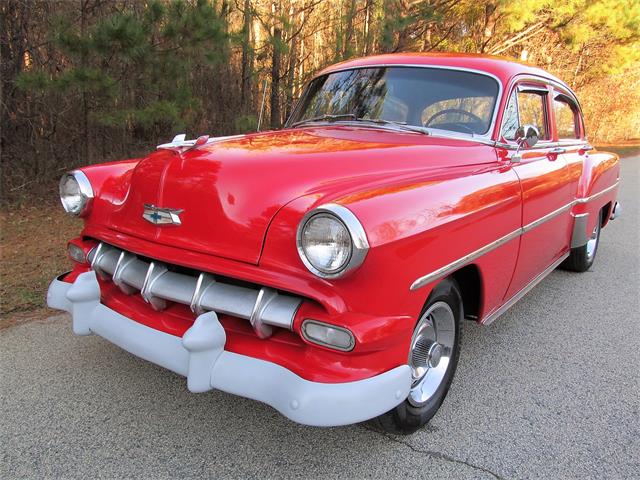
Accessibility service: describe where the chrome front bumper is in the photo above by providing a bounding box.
[47,271,412,427]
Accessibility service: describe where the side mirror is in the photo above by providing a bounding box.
[512,125,540,162]
[515,125,540,148]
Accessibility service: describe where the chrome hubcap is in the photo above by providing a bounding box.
[408,301,455,406]
[586,224,599,261]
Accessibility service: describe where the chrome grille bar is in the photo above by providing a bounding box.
[88,242,302,337]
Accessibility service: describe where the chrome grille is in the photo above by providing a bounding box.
[88,242,302,338]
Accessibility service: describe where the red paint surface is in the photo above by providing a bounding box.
[60,54,619,383]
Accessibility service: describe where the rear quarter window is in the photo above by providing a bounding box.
[554,97,580,139]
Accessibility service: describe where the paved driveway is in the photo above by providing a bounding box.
[1,156,638,479]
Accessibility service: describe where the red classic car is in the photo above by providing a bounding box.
[48,53,621,433]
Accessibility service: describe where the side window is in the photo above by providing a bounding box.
[554,97,580,139]
[517,91,548,140]
[501,91,519,140]
[500,87,549,141]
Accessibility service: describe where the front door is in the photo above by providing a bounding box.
[500,83,574,300]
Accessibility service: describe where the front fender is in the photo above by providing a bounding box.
[260,161,522,324]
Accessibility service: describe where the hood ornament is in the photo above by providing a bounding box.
[143,204,183,226]
[156,133,243,152]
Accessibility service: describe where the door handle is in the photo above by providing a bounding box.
[547,147,565,160]
[579,145,594,155]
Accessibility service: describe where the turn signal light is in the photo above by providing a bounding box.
[301,320,355,351]
[67,243,87,264]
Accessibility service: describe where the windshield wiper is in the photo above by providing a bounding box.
[291,113,357,127]
[291,114,430,135]
[355,118,430,135]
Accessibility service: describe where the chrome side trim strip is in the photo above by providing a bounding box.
[574,182,619,204]
[409,181,619,291]
[482,252,569,325]
[522,203,573,233]
[410,228,521,291]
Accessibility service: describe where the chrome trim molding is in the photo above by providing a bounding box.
[495,140,589,151]
[482,252,569,326]
[296,203,370,279]
[410,228,521,291]
[157,133,243,150]
[410,181,619,291]
[574,182,619,204]
[522,202,573,233]
[60,170,94,217]
[570,213,589,248]
[190,272,215,315]
[88,242,302,338]
[249,287,277,339]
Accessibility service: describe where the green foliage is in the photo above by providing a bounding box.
[17,0,231,133]
[234,114,258,132]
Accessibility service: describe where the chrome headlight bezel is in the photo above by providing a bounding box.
[296,203,369,279]
[59,170,94,217]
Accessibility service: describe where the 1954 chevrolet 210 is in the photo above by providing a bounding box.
[47,53,621,433]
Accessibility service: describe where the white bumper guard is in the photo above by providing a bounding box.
[47,271,411,426]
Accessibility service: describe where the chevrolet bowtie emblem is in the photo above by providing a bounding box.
[143,204,183,225]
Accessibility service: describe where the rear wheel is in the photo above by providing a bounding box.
[562,210,602,272]
[374,278,463,434]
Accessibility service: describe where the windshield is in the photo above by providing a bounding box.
[288,67,500,136]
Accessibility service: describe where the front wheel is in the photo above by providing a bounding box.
[374,278,463,434]
[562,211,602,272]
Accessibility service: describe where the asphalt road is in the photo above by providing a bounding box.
[2,156,639,480]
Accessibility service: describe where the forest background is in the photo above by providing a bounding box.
[2,0,639,201]
[1,0,639,317]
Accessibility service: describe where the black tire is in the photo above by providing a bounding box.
[562,210,602,272]
[373,278,463,435]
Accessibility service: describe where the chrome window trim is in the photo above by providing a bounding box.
[296,203,370,279]
[497,74,585,146]
[286,64,503,144]
[410,181,619,291]
[495,140,590,151]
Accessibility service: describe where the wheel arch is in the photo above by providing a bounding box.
[449,264,483,322]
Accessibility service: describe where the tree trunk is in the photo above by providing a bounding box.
[269,1,282,129]
[240,0,253,113]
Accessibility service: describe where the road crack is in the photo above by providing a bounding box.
[362,425,507,480]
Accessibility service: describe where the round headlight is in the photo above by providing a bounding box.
[59,171,93,216]
[297,204,369,279]
[300,214,352,274]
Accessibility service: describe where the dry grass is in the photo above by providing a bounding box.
[0,201,81,322]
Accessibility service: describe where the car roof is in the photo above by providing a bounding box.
[317,52,570,92]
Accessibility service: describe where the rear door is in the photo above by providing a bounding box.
[500,81,574,300]
[551,89,587,200]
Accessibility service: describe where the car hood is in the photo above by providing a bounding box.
[106,126,494,264]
